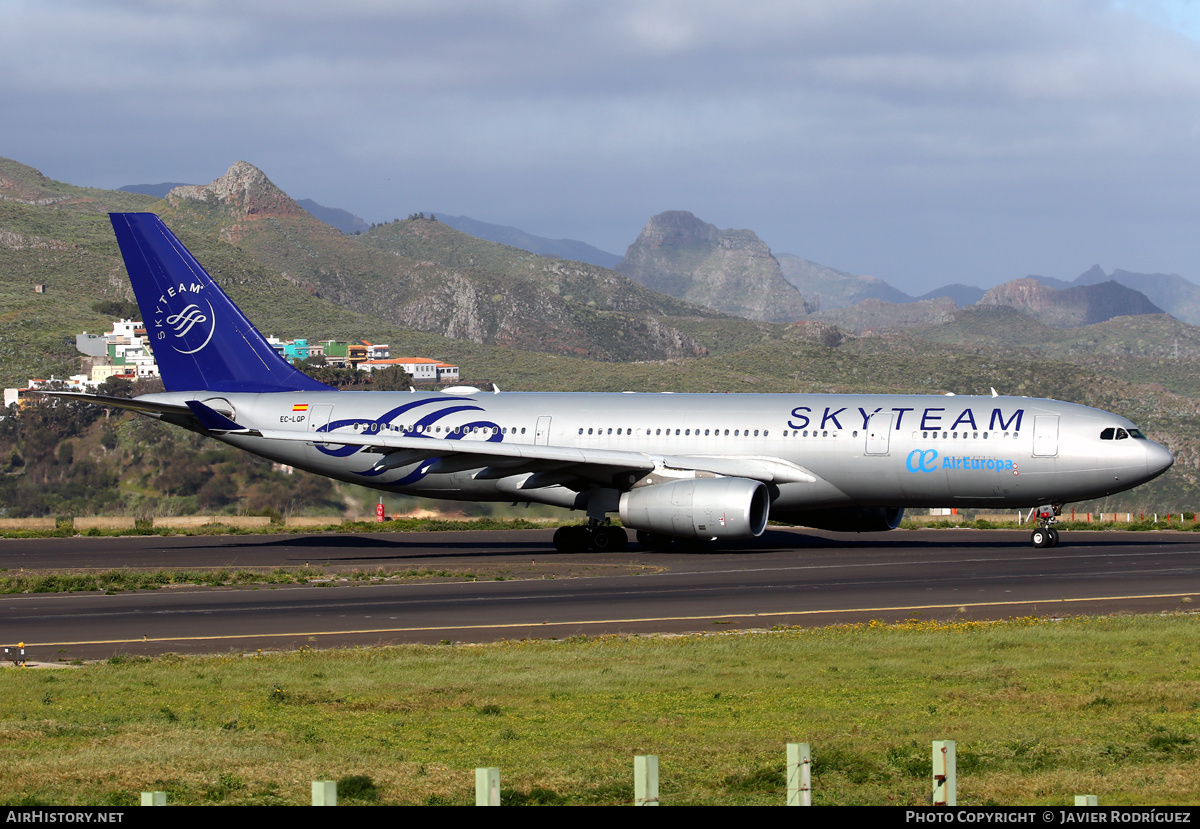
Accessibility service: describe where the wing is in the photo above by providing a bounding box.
[256,426,817,486]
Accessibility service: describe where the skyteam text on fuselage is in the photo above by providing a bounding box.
[46,214,1174,551]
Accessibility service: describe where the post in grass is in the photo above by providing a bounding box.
[932,740,956,806]
[476,768,500,806]
[634,755,659,806]
[312,780,337,806]
[786,743,812,806]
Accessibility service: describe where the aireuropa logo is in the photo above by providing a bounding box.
[906,449,1019,475]
[907,449,939,473]
[154,283,216,354]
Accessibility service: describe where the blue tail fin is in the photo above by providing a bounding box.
[109,213,332,393]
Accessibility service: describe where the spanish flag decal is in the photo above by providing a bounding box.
[293,403,309,412]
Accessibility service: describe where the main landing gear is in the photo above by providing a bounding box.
[1029,503,1062,548]
[552,520,628,553]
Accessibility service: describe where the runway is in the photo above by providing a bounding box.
[2,527,1198,661]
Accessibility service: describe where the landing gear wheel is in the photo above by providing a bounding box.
[591,525,628,552]
[1047,527,1059,547]
[553,525,589,553]
[1031,529,1050,548]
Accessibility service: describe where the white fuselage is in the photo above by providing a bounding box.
[145,389,1173,513]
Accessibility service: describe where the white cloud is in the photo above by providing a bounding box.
[5,0,1200,290]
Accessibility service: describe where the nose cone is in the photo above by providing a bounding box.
[1145,441,1174,480]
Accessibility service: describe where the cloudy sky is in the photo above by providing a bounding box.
[4,0,1200,294]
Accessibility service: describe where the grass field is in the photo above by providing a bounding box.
[2,615,1199,806]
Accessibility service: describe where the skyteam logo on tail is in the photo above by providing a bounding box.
[154,282,216,354]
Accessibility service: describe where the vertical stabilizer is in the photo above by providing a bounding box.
[109,213,331,393]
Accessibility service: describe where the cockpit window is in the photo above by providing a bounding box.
[1102,426,1147,440]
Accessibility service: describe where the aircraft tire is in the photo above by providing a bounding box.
[1047,528,1060,547]
[553,525,589,553]
[1031,529,1050,548]
[592,526,628,552]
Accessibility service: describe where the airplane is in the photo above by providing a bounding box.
[44,213,1174,552]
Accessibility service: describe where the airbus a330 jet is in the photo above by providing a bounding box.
[46,214,1174,551]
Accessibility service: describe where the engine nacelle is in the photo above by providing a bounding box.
[775,506,905,533]
[618,477,769,540]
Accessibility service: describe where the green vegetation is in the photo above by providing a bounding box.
[0,565,532,594]
[4,615,1200,805]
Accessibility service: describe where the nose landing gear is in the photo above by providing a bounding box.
[1029,504,1062,548]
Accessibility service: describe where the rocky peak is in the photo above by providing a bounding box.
[616,210,812,323]
[1076,264,1108,284]
[978,277,1048,308]
[978,277,1164,327]
[632,210,767,251]
[167,161,307,220]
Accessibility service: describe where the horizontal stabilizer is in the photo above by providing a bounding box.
[185,400,259,434]
[32,391,194,418]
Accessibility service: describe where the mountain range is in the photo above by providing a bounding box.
[6,153,1200,511]
[122,176,1200,330]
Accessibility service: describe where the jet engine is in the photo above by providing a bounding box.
[774,506,905,533]
[618,477,769,540]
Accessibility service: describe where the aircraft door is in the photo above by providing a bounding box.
[303,405,335,465]
[1032,415,1059,457]
[307,405,333,435]
[535,416,552,446]
[865,412,894,455]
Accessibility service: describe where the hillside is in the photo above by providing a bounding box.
[356,215,708,319]
[159,164,711,362]
[435,214,621,269]
[617,211,813,322]
[1071,265,1200,326]
[776,253,913,310]
[809,297,959,333]
[977,278,1164,327]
